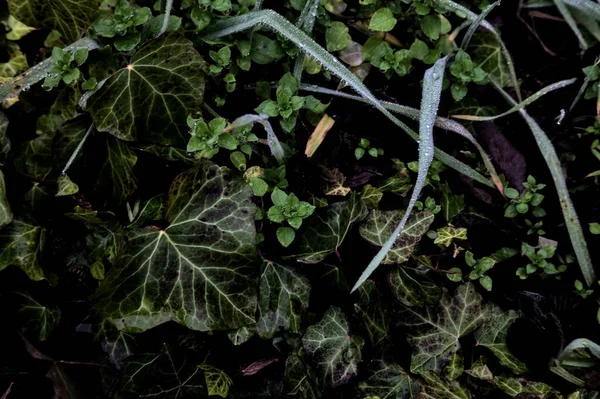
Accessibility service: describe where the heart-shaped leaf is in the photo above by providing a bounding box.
[87,32,205,146]
[93,162,258,332]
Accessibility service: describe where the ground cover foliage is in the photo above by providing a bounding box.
[0,0,599,397]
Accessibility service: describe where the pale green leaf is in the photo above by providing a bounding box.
[87,32,205,146]
[7,0,99,42]
[359,210,434,264]
[56,175,79,196]
[369,8,397,32]
[475,305,528,374]
[434,225,468,247]
[6,16,36,40]
[302,307,364,387]
[326,21,351,51]
[0,219,46,281]
[93,162,258,332]
[469,32,513,87]
[402,283,490,373]
[257,261,310,338]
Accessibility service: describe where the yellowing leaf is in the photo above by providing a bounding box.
[6,16,36,40]
[305,114,335,158]
[434,225,468,247]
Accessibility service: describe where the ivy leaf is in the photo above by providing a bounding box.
[359,210,434,264]
[87,32,205,146]
[94,321,136,369]
[284,351,320,398]
[434,225,468,247]
[36,86,80,135]
[369,8,397,32]
[14,134,54,181]
[418,371,471,399]
[402,283,490,373]
[0,113,10,163]
[200,365,232,398]
[302,307,364,388]
[120,339,206,397]
[440,183,465,222]
[257,261,310,338]
[475,305,528,374]
[359,361,419,398]
[466,357,494,381]
[6,16,36,41]
[389,265,442,307]
[97,136,138,204]
[7,0,99,43]
[93,162,258,332]
[287,193,367,263]
[494,376,557,398]
[0,170,12,228]
[326,21,351,52]
[53,117,90,171]
[469,32,513,87]
[16,292,60,341]
[354,281,391,346]
[0,219,46,281]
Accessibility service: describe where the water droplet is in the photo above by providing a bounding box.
[433,72,439,79]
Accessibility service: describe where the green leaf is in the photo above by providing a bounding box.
[0,219,46,281]
[354,280,391,346]
[36,87,81,135]
[284,351,320,398]
[0,170,13,228]
[359,361,419,398]
[250,33,285,64]
[87,32,205,146]
[93,162,258,332]
[302,307,364,387]
[97,136,138,204]
[403,283,491,373]
[114,32,142,52]
[120,339,206,397]
[191,8,212,30]
[16,292,60,341]
[434,225,468,247]
[326,21,351,52]
[590,223,600,235]
[389,266,442,306]
[352,56,446,292]
[360,184,383,209]
[7,0,98,42]
[466,357,494,381]
[257,261,310,338]
[421,15,444,40]
[127,195,165,228]
[6,16,36,41]
[359,210,434,264]
[494,376,557,398]
[200,365,232,398]
[277,226,296,247]
[287,194,368,263]
[475,305,528,374]
[469,32,513,87]
[418,371,471,399]
[14,134,53,181]
[369,8,397,32]
[444,352,464,380]
[56,175,79,196]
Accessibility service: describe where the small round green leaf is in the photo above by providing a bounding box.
[369,8,397,32]
[277,226,295,247]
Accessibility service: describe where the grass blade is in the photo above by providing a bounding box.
[351,57,448,293]
[492,80,596,287]
[433,0,522,101]
[0,38,99,104]
[461,1,499,49]
[299,84,500,190]
[563,0,600,21]
[553,0,589,49]
[452,78,577,121]
[202,10,494,188]
[571,8,600,42]
[157,0,174,37]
